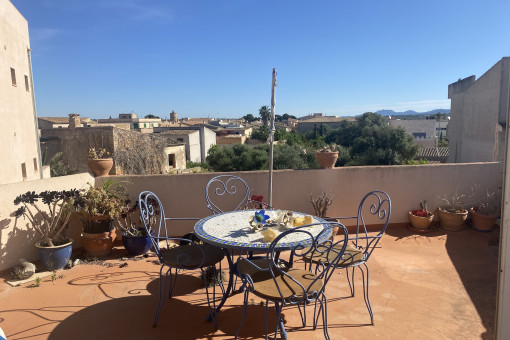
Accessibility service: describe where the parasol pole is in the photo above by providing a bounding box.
[268,68,277,207]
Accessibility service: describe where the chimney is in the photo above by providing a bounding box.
[69,113,81,129]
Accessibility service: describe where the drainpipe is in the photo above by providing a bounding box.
[27,47,44,179]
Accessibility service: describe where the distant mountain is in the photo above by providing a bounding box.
[376,109,450,116]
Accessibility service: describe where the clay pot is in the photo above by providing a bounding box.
[408,211,434,231]
[470,207,498,232]
[315,151,339,169]
[81,231,117,257]
[88,158,113,177]
[438,208,468,232]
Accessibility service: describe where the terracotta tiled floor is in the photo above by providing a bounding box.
[0,226,499,340]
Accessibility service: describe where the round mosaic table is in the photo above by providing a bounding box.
[194,209,331,321]
[194,209,330,252]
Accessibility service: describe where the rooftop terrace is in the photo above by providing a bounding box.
[0,225,498,340]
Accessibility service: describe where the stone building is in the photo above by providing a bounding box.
[0,0,43,184]
[447,57,510,163]
[40,117,186,175]
[154,126,216,162]
[97,113,162,133]
[389,119,441,148]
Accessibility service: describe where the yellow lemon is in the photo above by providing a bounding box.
[303,215,314,225]
[261,228,278,242]
[293,217,305,227]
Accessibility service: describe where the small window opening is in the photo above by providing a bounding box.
[33,158,38,171]
[21,163,27,180]
[177,138,184,142]
[10,68,16,86]
[168,154,176,168]
[25,75,29,91]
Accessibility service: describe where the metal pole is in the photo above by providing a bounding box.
[268,68,277,207]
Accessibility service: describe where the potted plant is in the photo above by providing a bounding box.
[408,200,434,232]
[470,189,500,232]
[437,191,468,232]
[309,192,338,237]
[13,190,80,270]
[116,198,154,256]
[315,145,339,169]
[74,180,124,257]
[88,147,114,177]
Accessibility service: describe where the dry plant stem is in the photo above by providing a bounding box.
[309,193,333,218]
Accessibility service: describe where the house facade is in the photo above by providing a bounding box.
[447,57,510,163]
[155,126,216,162]
[0,0,43,184]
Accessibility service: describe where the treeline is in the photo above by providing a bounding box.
[206,112,419,172]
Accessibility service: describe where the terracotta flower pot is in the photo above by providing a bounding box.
[315,151,339,169]
[438,208,468,232]
[88,158,113,177]
[408,211,434,231]
[470,207,498,232]
[81,230,117,257]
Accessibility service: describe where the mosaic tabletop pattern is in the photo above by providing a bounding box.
[194,210,330,251]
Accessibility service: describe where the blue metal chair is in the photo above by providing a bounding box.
[205,175,272,214]
[138,191,225,328]
[235,222,349,340]
[306,190,391,325]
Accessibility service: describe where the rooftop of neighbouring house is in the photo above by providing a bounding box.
[0,225,499,340]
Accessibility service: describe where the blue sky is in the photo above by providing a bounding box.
[12,0,510,119]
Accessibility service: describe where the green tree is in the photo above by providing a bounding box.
[145,114,160,119]
[242,114,257,122]
[325,112,418,165]
[272,144,318,169]
[251,125,269,141]
[281,113,297,120]
[206,144,268,172]
[259,106,271,126]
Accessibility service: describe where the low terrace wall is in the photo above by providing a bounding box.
[118,162,503,236]
[0,162,502,272]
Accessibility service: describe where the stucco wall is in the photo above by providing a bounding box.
[389,119,437,143]
[0,0,42,184]
[448,58,510,163]
[0,173,94,272]
[116,162,502,236]
[0,162,502,272]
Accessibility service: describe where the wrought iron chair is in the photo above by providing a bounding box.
[138,191,225,328]
[205,175,273,288]
[205,174,272,214]
[235,222,349,340]
[305,190,391,325]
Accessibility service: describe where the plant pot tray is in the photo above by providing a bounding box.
[407,224,433,234]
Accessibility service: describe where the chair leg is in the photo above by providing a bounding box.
[154,266,172,327]
[168,267,178,299]
[235,289,250,339]
[346,266,355,297]
[321,294,330,340]
[202,266,220,330]
[275,302,288,340]
[297,302,306,327]
[359,263,374,325]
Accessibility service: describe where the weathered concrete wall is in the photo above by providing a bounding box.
[0,0,42,184]
[0,173,94,272]
[116,162,503,236]
[217,135,246,145]
[41,126,176,175]
[448,58,510,163]
[163,145,186,171]
[41,126,115,173]
[389,119,437,143]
